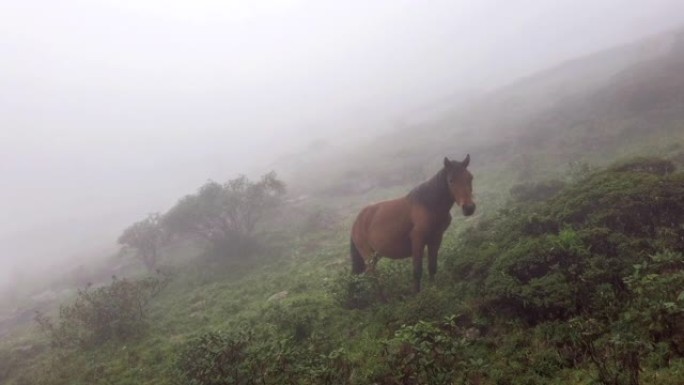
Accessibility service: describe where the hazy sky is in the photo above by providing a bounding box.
[1,0,683,287]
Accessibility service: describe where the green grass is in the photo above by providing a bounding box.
[3,51,684,383]
[4,139,684,384]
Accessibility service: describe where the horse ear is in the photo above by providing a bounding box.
[462,154,470,168]
[443,157,451,168]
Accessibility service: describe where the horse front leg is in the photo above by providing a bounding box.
[411,232,427,293]
[427,232,444,282]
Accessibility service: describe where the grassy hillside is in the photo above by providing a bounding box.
[3,157,682,385]
[2,31,684,385]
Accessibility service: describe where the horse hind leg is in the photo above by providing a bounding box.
[352,245,387,302]
[350,238,369,274]
[365,251,389,303]
[367,251,381,274]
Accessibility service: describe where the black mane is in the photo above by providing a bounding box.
[407,168,454,211]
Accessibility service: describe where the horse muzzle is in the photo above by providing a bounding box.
[462,203,476,216]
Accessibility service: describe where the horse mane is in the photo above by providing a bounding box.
[407,168,454,211]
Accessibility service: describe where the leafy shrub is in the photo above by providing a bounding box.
[261,297,324,342]
[624,251,684,356]
[176,331,253,385]
[163,172,285,258]
[35,274,169,348]
[386,287,463,326]
[372,315,482,385]
[176,330,352,385]
[450,158,684,323]
[328,259,417,310]
[329,272,384,309]
[565,317,647,385]
[444,157,684,384]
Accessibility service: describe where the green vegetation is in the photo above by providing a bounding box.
[118,213,167,271]
[163,172,286,258]
[3,157,682,385]
[35,274,169,349]
[2,32,684,385]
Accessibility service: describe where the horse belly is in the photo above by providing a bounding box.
[377,236,412,259]
[367,205,413,259]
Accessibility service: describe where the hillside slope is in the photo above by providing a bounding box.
[2,29,684,385]
[288,29,684,207]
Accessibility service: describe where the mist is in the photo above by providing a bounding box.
[2,0,684,294]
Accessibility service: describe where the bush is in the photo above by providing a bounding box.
[372,315,484,385]
[176,331,253,385]
[261,297,324,342]
[176,330,352,385]
[450,158,684,323]
[444,157,684,383]
[35,274,169,348]
[329,272,384,310]
[624,251,684,356]
[163,172,285,258]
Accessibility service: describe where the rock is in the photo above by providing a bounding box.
[267,291,288,302]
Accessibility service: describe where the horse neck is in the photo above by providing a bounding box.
[408,168,454,212]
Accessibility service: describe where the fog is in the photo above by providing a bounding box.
[1,0,683,293]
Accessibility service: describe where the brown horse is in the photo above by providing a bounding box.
[350,155,475,292]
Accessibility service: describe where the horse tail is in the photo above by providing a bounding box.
[350,238,366,274]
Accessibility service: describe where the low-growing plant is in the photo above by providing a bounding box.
[261,297,324,342]
[176,330,253,385]
[35,274,169,348]
[328,272,383,309]
[373,315,475,385]
[176,330,352,385]
[566,317,648,385]
[624,251,684,356]
[450,158,684,324]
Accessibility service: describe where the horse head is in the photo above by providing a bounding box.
[444,154,476,216]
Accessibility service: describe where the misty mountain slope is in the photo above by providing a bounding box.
[429,29,684,153]
[4,158,684,385]
[4,21,684,385]
[290,29,684,203]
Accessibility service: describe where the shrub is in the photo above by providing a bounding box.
[443,157,684,384]
[328,272,384,310]
[176,331,253,385]
[35,274,169,348]
[373,315,475,385]
[163,172,286,258]
[176,330,352,385]
[624,251,684,356]
[261,297,324,342]
[449,158,684,323]
[566,317,647,385]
